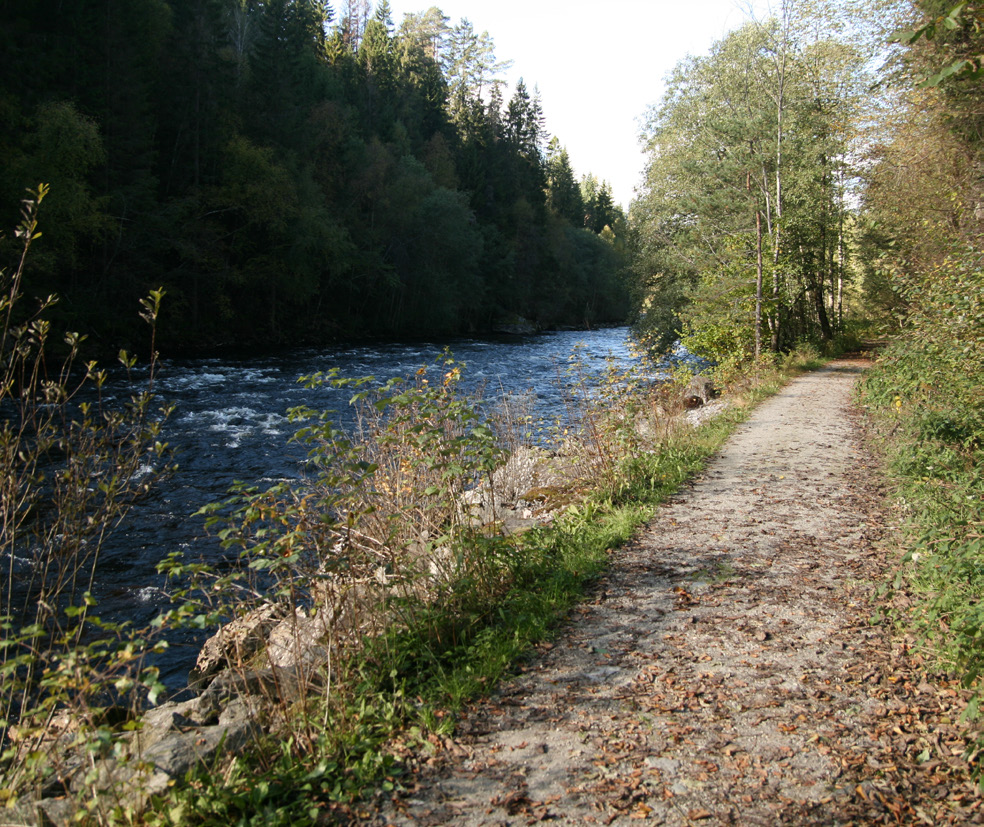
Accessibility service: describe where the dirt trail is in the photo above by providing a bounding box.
[371,360,981,826]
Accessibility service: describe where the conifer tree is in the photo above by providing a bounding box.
[546,138,584,225]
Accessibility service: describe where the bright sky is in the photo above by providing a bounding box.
[388,1,771,209]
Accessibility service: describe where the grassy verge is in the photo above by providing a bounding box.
[860,325,984,774]
[857,240,984,781]
[137,348,820,826]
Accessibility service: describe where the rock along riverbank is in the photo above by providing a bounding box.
[370,359,983,826]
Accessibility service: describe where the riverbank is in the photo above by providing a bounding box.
[22,345,945,825]
[4,342,796,824]
[365,357,981,825]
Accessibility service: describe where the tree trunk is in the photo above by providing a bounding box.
[813,272,833,341]
[755,209,763,359]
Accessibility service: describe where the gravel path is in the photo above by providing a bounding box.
[370,360,981,826]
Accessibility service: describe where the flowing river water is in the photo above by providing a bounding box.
[82,327,680,689]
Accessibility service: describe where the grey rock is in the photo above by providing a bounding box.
[265,610,331,671]
[140,711,259,780]
[131,699,202,753]
[460,446,576,529]
[37,797,75,827]
[2,800,43,826]
[195,666,307,720]
[189,602,285,690]
[683,375,717,409]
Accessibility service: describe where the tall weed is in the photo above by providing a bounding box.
[0,187,173,807]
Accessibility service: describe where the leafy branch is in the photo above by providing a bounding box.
[891,3,984,87]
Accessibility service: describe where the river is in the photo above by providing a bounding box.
[85,327,679,689]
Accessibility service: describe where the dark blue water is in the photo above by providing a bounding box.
[91,327,663,688]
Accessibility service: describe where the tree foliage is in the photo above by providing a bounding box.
[631,2,871,361]
[0,1,629,353]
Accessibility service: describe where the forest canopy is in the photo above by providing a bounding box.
[0,0,629,354]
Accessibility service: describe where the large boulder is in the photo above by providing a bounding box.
[188,602,285,690]
[459,446,577,529]
[683,375,717,409]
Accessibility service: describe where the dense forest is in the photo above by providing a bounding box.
[0,0,629,354]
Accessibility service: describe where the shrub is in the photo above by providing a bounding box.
[0,186,173,809]
[860,238,984,773]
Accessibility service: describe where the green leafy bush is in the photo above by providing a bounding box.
[861,238,984,770]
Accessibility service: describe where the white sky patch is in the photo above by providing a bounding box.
[388,1,772,209]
